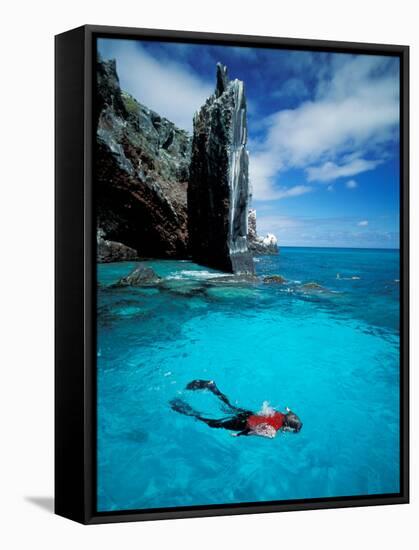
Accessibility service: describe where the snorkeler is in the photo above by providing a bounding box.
[169,380,302,439]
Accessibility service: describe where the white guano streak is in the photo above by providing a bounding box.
[228,80,249,255]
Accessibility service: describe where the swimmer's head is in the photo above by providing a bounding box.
[283,410,303,433]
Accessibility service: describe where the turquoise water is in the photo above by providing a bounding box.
[97,247,400,512]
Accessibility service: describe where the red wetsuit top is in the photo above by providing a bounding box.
[246,411,285,432]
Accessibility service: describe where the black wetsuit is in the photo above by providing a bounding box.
[170,380,253,436]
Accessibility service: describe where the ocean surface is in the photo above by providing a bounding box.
[97,247,400,512]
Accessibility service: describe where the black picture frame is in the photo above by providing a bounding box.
[55,24,409,524]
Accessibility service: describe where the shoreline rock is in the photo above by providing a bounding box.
[97,228,138,263]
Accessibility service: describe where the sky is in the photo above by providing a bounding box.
[98,38,400,249]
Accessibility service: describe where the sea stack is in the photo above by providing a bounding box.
[247,209,279,255]
[188,64,254,274]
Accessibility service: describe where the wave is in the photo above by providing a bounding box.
[336,274,361,280]
[167,270,227,280]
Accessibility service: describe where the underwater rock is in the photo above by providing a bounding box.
[113,264,161,287]
[301,282,324,290]
[97,228,138,263]
[96,57,190,260]
[161,279,206,297]
[247,209,279,255]
[188,64,254,275]
[263,275,287,284]
[206,286,256,300]
[298,282,333,295]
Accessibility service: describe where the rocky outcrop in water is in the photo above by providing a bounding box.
[113,264,161,287]
[263,275,286,284]
[188,64,254,274]
[247,209,279,255]
[96,57,190,260]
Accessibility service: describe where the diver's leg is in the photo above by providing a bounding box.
[217,412,250,431]
[185,380,251,414]
[170,398,235,427]
[170,399,229,429]
[199,412,250,431]
[170,398,250,432]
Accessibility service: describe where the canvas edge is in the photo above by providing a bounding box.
[54,24,409,525]
[55,25,88,524]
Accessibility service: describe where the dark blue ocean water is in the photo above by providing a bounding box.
[97,247,400,512]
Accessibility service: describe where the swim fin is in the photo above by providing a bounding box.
[185,380,245,412]
[186,379,215,391]
[169,398,201,418]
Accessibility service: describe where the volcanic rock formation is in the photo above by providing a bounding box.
[247,209,279,255]
[188,64,254,274]
[97,228,138,263]
[96,57,190,260]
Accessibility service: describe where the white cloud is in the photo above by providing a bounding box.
[250,151,283,200]
[255,215,303,236]
[98,39,212,131]
[307,159,381,182]
[250,151,311,200]
[98,41,399,203]
[250,55,399,200]
[358,220,369,226]
[346,179,358,189]
[275,185,313,199]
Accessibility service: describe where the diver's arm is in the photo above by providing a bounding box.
[252,423,277,438]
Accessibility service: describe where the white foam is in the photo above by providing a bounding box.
[167,270,227,281]
[337,274,361,281]
[258,400,276,417]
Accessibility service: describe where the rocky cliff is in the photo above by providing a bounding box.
[188,64,254,274]
[248,209,279,255]
[96,58,278,266]
[96,57,190,260]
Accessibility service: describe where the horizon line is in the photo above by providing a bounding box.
[277,244,400,250]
